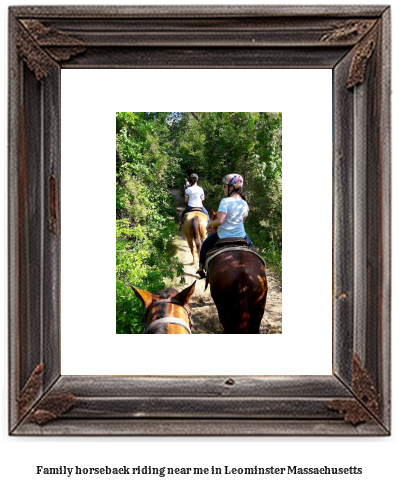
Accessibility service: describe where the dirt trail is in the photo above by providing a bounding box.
[167,189,282,334]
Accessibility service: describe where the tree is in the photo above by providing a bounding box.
[116,111,283,333]
[116,112,184,333]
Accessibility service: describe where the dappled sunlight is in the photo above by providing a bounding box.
[116,112,281,334]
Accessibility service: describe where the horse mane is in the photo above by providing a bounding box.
[153,287,179,299]
[145,288,177,333]
[146,324,168,334]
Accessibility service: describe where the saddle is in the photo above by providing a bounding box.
[213,237,249,249]
[182,207,207,221]
[204,237,265,272]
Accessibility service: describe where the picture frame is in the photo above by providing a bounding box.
[8,5,391,436]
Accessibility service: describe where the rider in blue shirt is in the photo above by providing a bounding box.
[196,173,254,278]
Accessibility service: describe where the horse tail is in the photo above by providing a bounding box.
[235,271,254,332]
[192,216,202,254]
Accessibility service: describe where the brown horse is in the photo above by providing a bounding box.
[182,211,208,264]
[209,209,218,233]
[131,281,196,334]
[207,253,267,333]
[206,210,267,333]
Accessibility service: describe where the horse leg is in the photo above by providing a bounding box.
[192,216,202,265]
[246,293,267,333]
[200,220,207,240]
[183,219,196,265]
[188,239,195,264]
[247,315,263,334]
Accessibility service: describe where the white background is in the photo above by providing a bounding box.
[1,1,397,491]
[61,68,332,376]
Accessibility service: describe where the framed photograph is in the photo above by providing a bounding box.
[9,5,391,435]
[60,71,331,378]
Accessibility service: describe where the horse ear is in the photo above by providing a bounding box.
[175,281,196,306]
[131,286,155,308]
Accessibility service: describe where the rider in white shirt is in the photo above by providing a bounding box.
[179,173,210,230]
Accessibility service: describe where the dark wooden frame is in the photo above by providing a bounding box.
[9,5,391,436]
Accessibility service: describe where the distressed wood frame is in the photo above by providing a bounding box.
[8,5,391,436]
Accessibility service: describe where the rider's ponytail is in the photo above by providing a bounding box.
[236,189,252,211]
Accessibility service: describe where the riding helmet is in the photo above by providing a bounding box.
[222,174,243,189]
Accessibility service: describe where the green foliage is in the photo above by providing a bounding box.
[116,219,184,334]
[116,111,283,333]
[173,112,282,278]
[116,113,185,333]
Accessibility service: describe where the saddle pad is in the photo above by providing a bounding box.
[205,243,249,261]
[205,241,249,264]
[205,247,266,271]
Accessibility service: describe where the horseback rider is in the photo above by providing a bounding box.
[196,173,254,279]
[179,173,210,231]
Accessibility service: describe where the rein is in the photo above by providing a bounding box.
[143,298,193,334]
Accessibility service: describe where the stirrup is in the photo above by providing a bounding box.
[196,269,206,279]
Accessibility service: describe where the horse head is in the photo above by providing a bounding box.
[131,281,196,334]
[209,209,219,233]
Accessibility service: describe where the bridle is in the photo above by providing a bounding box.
[143,298,193,334]
[143,299,193,334]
